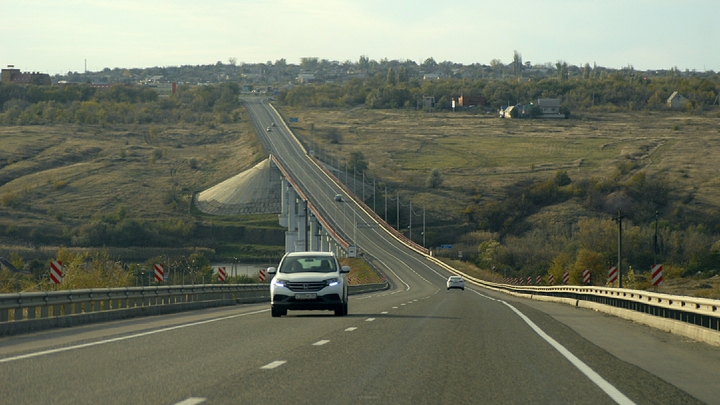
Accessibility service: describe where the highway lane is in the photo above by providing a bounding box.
[240,98,720,403]
[0,283,708,404]
[2,98,719,404]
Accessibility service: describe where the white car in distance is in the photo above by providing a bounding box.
[268,252,350,317]
[447,276,465,290]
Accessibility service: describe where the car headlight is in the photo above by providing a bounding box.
[272,279,286,288]
[326,278,339,287]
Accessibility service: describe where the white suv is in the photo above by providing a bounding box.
[268,251,350,317]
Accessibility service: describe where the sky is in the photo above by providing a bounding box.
[2,0,719,75]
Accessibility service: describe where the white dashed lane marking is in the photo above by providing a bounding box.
[381,311,388,314]
[261,361,287,369]
[313,340,330,346]
[366,318,376,322]
[345,327,358,331]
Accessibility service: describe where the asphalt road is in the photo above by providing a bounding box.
[1,98,718,404]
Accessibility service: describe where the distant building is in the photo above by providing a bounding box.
[536,98,563,117]
[666,91,689,109]
[296,73,316,84]
[500,98,565,119]
[1,67,51,85]
[457,95,486,107]
[423,73,440,81]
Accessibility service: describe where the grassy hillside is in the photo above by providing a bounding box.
[0,113,285,265]
[276,105,720,297]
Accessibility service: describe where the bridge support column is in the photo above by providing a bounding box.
[279,177,288,228]
[309,215,322,251]
[285,186,298,252]
[321,230,330,252]
[294,199,307,252]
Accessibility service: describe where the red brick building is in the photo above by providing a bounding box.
[1,67,51,85]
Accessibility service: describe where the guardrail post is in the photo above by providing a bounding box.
[41,296,49,318]
[14,307,23,322]
[1,308,8,322]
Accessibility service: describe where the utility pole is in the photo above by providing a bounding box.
[654,210,659,266]
[396,191,400,231]
[409,201,412,242]
[422,208,426,248]
[612,209,626,288]
[384,185,388,223]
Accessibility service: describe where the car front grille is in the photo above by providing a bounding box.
[286,281,327,292]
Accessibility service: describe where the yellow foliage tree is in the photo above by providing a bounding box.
[46,248,134,290]
[572,249,607,286]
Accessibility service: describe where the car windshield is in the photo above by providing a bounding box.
[280,256,336,273]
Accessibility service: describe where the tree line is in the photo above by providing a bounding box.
[278,71,720,112]
[0,82,244,125]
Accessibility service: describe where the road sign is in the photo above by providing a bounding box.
[440,244,452,249]
[582,269,590,284]
[562,271,569,285]
[348,245,358,258]
[289,117,299,122]
[651,264,663,286]
[608,266,618,284]
[154,263,165,282]
[458,251,462,259]
[50,261,63,284]
[259,268,267,282]
[218,266,227,282]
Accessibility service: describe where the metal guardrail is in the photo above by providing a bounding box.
[428,255,720,333]
[0,281,388,336]
[0,284,267,335]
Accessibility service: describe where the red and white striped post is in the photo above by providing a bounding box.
[527,276,532,285]
[154,264,165,282]
[50,261,63,284]
[582,269,591,284]
[536,275,542,285]
[548,274,555,285]
[259,268,267,282]
[562,271,570,285]
[217,266,227,282]
[608,266,618,286]
[651,264,663,288]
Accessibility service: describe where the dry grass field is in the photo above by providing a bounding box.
[0,113,274,260]
[277,106,720,228]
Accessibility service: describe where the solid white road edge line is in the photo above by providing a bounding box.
[500,300,636,405]
[261,361,287,369]
[0,309,270,364]
[173,398,207,405]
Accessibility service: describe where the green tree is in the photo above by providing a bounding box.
[387,68,397,86]
[348,151,368,174]
[426,168,443,188]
